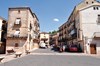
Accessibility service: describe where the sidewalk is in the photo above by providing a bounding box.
[0,48,38,63]
[88,54,100,58]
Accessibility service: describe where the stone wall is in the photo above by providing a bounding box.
[7,8,28,37]
[6,38,26,52]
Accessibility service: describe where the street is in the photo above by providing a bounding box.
[0,48,100,66]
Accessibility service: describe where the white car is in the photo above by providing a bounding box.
[40,42,46,48]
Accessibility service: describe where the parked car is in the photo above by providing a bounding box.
[69,45,78,52]
[40,42,46,48]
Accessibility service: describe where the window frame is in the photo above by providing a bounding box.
[15,18,21,25]
[15,43,19,47]
[97,15,100,24]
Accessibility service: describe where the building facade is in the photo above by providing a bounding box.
[59,22,68,46]
[78,1,100,54]
[39,32,50,47]
[0,17,7,54]
[6,7,40,53]
[49,33,59,46]
[59,0,100,54]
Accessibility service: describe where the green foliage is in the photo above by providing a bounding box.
[49,30,58,35]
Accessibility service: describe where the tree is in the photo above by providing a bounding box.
[49,30,58,35]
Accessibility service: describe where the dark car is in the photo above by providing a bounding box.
[69,45,78,52]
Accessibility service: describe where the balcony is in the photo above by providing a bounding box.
[70,29,77,35]
[33,38,39,43]
[7,34,27,40]
[93,32,100,39]
[69,29,77,39]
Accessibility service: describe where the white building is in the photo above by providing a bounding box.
[39,32,50,47]
[61,0,100,54]
[78,3,100,54]
[0,17,7,54]
[73,0,100,54]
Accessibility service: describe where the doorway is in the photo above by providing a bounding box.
[0,42,6,54]
[90,44,96,54]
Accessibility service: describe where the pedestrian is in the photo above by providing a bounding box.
[59,43,63,52]
[63,45,66,52]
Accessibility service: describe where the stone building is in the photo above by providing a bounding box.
[6,7,40,53]
[59,22,68,46]
[0,17,7,54]
[49,33,59,46]
[59,0,100,54]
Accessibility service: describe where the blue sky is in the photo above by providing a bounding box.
[0,0,100,32]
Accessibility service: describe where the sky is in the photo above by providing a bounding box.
[0,0,100,32]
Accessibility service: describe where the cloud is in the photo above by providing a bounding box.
[53,18,59,22]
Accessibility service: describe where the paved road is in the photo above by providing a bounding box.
[0,48,100,66]
[32,48,57,53]
[31,48,87,55]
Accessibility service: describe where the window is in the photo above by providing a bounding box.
[93,7,99,10]
[15,43,19,47]
[97,7,99,10]
[15,18,21,24]
[97,15,100,23]
[14,29,20,37]
[93,7,96,10]
[18,10,20,14]
[78,30,80,38]
[30,23,32,30]
[92,1,94,4]
[86,2,88,4]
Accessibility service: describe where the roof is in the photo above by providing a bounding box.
[40,32,49,34]
[59,0,100,30]
[79,2,100,11]
[33,13,39,21]
[9,6,39,21]
[9,6,30,9]
[67,0,100,21]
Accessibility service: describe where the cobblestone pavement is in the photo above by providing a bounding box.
[0,48,100,66]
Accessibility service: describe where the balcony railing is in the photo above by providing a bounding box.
[8,34,27,38]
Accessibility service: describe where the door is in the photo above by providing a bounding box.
[0,42,6,54]
[90,44,96,54]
